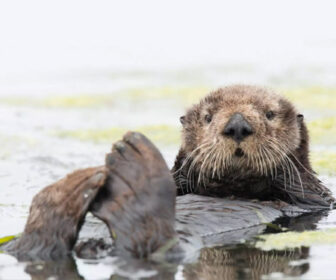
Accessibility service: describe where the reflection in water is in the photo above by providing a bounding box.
[3,209,331,279]
[182,246,310,280]
[274,211,330,232]
[181,211,330,280]
[23,257,179,280]
[1,246,311,280]
[19,246,311,280]
[24,258,83,280]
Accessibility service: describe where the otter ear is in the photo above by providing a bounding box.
[180,116,185,125]
[297,114,304,122]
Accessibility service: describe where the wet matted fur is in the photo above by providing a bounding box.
[173,85,334,209]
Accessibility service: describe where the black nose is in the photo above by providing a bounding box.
[223,113,253,143]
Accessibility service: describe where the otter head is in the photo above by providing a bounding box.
[177,85,307,183]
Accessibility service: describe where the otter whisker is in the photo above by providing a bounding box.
[261,146,273,179]
[285,155,304,198]
[271,141,300,192]
[287,150,317,178]
[249,153,257,174]
[199,141,217,188]
[222,148,228,176]
[265,139,290,188]
[200,145,214,187]
[203,143,217,179]
[211,147,221,179]
[204,143,218,185]
[197,143,215,185]
[267,139,304,196]
[219,143,228,179]
[255,148,263,175]
[261,146,271,177]
[280,161,287,190]
[181,141,212,193]
[262,145,277,180]
[173,142,211,175]
[214,148,222,179]
[188,152,204,192]
[285,157,294,189]
[258,147,267,177]
[198,150,209,187]
[257,148,264,176]
[246,150,254,171]
[215,147,223,179]
[206,144,218,179]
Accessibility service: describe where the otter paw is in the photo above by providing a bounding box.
[90,132,177,258]
[6,166,107,260]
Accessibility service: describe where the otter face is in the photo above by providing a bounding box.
[180,85,303,180]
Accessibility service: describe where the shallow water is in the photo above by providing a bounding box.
[0,68,336,279]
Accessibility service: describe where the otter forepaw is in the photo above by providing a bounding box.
[4,166,107,260]
[90,132,177,258]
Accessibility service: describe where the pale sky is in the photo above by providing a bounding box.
[0,0,335,91]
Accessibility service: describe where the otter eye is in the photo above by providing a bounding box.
[266,111,275,120]
[297,114,304,121]
[204,114,212,123]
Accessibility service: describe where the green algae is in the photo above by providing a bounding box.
[1,86,335,110]
[308,116,336,174]
[0,235,17,246]
[311,151,336,175]
[0,86,210,109]
[136,125,181,145]
[56,127,126,143]
[0,134,37,159]
[42,95,114,108]
[284,87,336,110]
[124,86,210,105]
[55,125,181,146]
[308,117,336,146]
[255,229,336,251]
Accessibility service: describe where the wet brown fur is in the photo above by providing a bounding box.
[2,133,178,260]
[90,132,177,258]
[173,85,335,209]
[3,166,107,260]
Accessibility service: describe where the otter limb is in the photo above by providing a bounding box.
[2,166,107,260]
[2,132,178,260]
[90,132,178,259]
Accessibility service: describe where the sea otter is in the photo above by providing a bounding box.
[1,85,334,260]
[172,85,334,208]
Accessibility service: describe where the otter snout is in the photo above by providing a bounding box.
[222,113,253,143]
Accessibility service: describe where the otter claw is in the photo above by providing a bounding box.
[113,141,126,153]
[88,172,105,186]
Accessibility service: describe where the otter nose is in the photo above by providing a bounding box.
[223,113,253,143]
